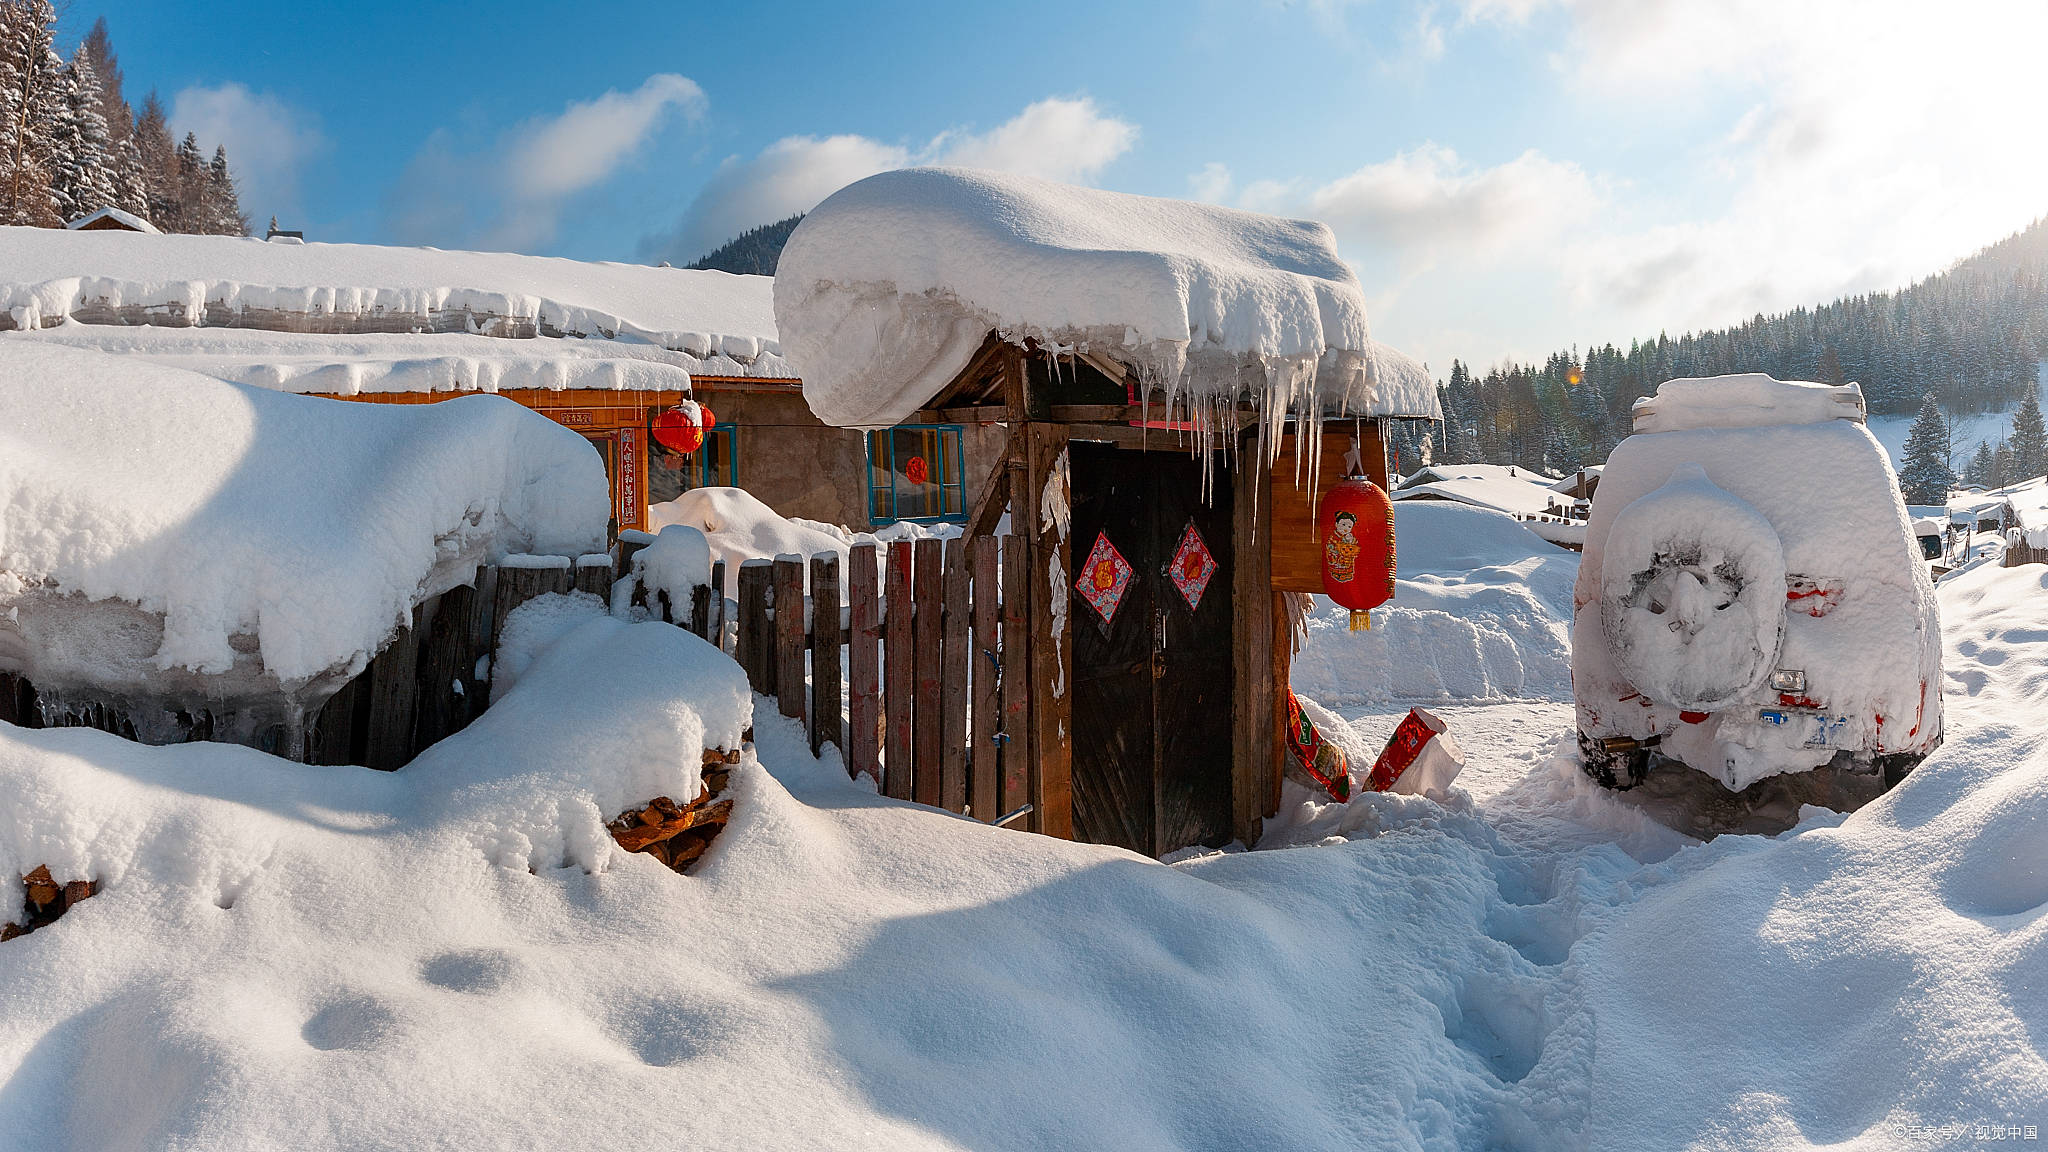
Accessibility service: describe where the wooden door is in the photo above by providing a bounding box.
[1068,443,1235,856]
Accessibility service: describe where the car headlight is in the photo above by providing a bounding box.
[1769,669,1807,694]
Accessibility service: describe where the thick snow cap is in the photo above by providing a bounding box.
[0,341,609,710]
[774,167,1438,430]
[1631,373,1865,433]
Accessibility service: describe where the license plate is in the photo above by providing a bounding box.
[1757,709,1851,747]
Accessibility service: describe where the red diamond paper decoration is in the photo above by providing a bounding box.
[1075,532,1134,627]
[1170,523,1217,612]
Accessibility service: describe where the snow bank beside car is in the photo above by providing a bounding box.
[1291,503,1577,703]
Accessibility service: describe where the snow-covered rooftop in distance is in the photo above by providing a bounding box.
[0,341,608,718]
[1630,373,1866,434]
[12,323,712,396]
[1390,465,1563,518]
[64,206,160,234]
[0,225,793,380]
[775,167,1435,429]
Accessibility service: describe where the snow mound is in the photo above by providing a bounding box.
[774,167,1438,429]
[1291,504,1577,703]
[647,487,852,598]
[1630,373,1865,433]
[0,225,790,376]
[0,341,608,712]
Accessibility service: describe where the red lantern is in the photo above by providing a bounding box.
[1318,474,1395,631]
[652,402,715,454]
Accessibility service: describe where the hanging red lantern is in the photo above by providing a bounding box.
[1318,474,1395,631]
[652,401,715,454]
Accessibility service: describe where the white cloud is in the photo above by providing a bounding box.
[1303,144,1602,269]
[647,97,1137,264]
[385,74,704,252]
[1188,162,1235,204]
[171,84,323,224]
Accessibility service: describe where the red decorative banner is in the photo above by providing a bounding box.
[1074,532,1134,628]
[1169,523,1216,612]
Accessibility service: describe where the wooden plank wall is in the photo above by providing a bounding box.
[1269,423,1391,594]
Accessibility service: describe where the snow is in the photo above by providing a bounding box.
[0,341,609,720]
[4,463,2047,1147]
[631,525,714,613]
[647,487,854,598]
[1392,463,1565,518]
[773,167,1440,432]
[0,225,791,377]
[1628,373,1866,433]
[1290,504,1577,705]
[11,321,707,394]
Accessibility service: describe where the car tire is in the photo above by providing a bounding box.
[1599,464,1788,711]
[1876,752,1922,791]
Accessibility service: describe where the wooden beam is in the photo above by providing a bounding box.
[1025,421,1073,839]
[772,559,806,721]
[912,538,945,808]
[999,532,1033,823]
[1230,451,1277,848]
[883,542,915,800]
[810,555,843,757]
[941,541,970,813]
[909,404,1014,425]
[847,544,881,782]
[963,425,1017,543]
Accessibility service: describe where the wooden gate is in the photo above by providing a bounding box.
[1067,443,1236,856]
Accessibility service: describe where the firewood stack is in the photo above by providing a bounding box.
[606,747,741,872]
[1,865,97,941]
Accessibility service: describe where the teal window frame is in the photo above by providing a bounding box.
[694,423,739,488]
[866,424,968,525]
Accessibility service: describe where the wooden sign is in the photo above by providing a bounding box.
[1269,424,1389,594]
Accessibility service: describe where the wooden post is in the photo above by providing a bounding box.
[690,584,712,641]
[810,554,843,757]
[999,532,1032,822]
[1231,449,1277,848]
[848,543,882,782]
[310,671,362,766]
[413,582,481,751]
[362,604,423,772]
[969,542,1001,820]
[466,564,498,703]
[883,542,915,800]
[941,541,970,813]
[736,561,773,695]
[710,560,728,652]
[1025,422,1073,838]
[573,554,612,598]
[489,561,570,687]
[773,558,806,721]
[912,538,944,808]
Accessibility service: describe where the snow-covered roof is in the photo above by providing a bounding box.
[11,323,705,396]
[0,225,793,382]
[1630,374,1865,434]
[64,206,160,234]
[1547,464,1602,494]
[0,341,608,711]
[2000,477,2048,545]
[774,167,1437,429]
[1391,473,1562,518]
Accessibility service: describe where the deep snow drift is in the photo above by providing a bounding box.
[0,341,608,713]
[773,167,1439,430]
[3,459,2045,1149]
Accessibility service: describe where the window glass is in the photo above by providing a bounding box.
[867,425,965,524]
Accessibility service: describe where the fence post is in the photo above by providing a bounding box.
[884,542,915,800]
[941,541,970,813]
[848,544,881,782]
[710,560,728,652]
[1000,533,1033,823]
[363,602,423,771]
[912,538,944,808]
[970,542,1000,819]
[573,554,612,598]
[736,560,773,696]
[690,584,712,640]
[811,554,843,757]
[773,557,806,721]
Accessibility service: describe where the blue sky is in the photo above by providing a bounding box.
[78,1,2048,371]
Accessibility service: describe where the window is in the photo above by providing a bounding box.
[867,425,966,524]
[648,422,740,505]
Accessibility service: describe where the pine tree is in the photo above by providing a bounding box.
[1993,441,2017,489]
[0,0,62,227]
[202,143,245,235]
[48,50,118,222]
[132,91,175,226]
[170,130,202,232]
[1815,345,1845,386]
[1899,393,1956,504]
[78,18,144,218]
[1966,440,1994,487]
[2011,389,2047,483]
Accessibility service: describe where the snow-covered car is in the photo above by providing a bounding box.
[1572,374,1943,792]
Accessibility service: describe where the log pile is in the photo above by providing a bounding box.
[606,748,740,872]
[1,865,97,941]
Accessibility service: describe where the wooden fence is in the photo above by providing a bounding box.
[2005,538,2048,567]
[724,537,1032,828]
